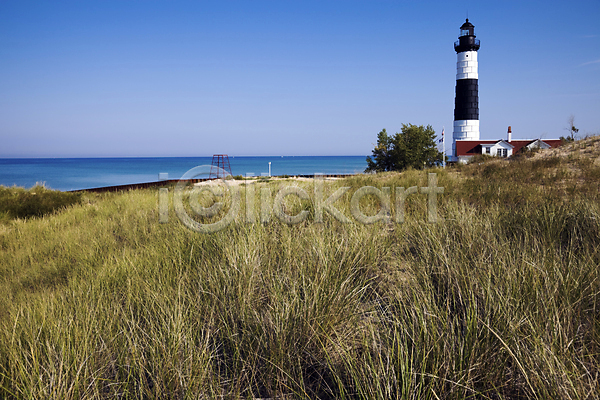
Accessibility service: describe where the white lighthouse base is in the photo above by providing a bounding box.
[453,120,480,141]
[452,120,480,161]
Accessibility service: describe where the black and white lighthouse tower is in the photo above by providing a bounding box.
[452,19,480,159]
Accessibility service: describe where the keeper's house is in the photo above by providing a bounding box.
[455,128,563,164]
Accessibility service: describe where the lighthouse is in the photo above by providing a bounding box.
[452,19,480,160]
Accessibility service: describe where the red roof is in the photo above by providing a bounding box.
[456,139,563,156]
[455,140,497,156]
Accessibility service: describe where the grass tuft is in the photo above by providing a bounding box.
[0,185,82,221]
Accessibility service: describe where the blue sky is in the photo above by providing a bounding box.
[1,0,599,157]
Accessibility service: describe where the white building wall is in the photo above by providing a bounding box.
[490,142,513,158]
[526,140,551,150]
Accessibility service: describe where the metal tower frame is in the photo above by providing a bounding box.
[210,154,233,178]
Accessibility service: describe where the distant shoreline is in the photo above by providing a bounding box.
[70,173,359,193]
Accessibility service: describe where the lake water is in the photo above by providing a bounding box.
[0,156,368,191]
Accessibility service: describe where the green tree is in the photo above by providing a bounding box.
[365,129,394,172]
[365,124,443,172]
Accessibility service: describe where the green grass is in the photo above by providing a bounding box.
[0,185,82,222]
[0,143,599,399]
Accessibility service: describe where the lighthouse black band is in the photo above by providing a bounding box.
[454,79,479,120]
[454,37,480,53]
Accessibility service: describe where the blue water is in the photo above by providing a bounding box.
[0,156,368,191]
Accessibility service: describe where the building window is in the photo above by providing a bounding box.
[497,149,502,157]
[485,147,490,154]
[502,149,508,157]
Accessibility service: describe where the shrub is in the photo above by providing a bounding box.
[0,185,82,220]
[512,146,540,160]
[467,154,495,164]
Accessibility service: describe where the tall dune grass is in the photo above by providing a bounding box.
[0,154,599,399]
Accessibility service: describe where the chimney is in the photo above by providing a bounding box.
[507,126,512,142]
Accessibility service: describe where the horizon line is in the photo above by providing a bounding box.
[0,154,370,159]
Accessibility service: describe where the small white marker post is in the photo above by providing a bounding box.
[268,162,271,177]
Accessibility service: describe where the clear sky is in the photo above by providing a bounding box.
[1,0,599,157]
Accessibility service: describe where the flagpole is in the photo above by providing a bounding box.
[442,126,446,168]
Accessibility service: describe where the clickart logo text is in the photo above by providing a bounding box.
[158,166,444,233]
